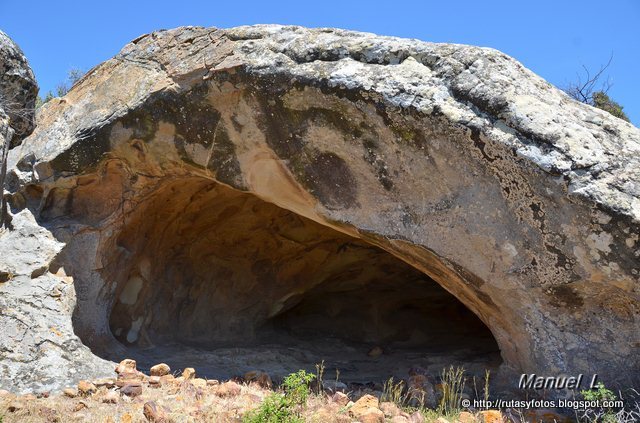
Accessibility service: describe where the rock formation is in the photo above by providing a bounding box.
[0,30,37,145]
[1,30,38,228]
[1,25,639,394]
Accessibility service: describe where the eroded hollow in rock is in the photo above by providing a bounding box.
[97,177,500,381]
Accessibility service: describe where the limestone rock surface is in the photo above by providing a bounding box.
[0,30,37,145]
[1,25,639,393]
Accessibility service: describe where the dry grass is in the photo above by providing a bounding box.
[0,379,471,423]
[0,366,534,423]
[381,377,408,406]
[0,381,269,423]
[437,365,466,415]
[0,379,364,423]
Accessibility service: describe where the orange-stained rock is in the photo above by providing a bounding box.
[102,390,119,404]
[93,378,116,388]
[359,407,385,423]
[478,410,503,423]
[349,394,380,419]
[182,368,196,380]
[149,363,171,377]
[331,391,350,406]
[214,381,242,397]
[380,401,402,417]
[115,359,137,375]
[77,380,97,396]
[458,410,476,423]
[63,387,78,398]
[117,371,145,383]
[523,409,572,423]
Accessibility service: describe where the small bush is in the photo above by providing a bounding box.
[282,370,316,406]
[592,91,630,122]
[581,382,616,402]
[243,370,316,423]
[243,392,300,423]
[579,383,620,423]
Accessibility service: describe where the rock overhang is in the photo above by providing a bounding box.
[1,24,639,393]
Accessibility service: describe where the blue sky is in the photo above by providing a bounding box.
[1,0,638,124]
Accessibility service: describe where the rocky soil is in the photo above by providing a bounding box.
[0,358,571,423]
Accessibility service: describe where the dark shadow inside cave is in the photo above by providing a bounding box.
[90,177,500,381]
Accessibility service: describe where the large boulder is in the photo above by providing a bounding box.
[0,30,37,145]
[1,25,639,393]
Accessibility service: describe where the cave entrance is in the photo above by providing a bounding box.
[104,177,500,382]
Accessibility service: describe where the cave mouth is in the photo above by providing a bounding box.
[100,176,501,382]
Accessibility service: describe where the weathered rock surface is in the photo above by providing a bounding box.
[1,30,38,229]
[0,30,37,145]
[1,25,639,393]
[1,30,112,394]
[149,363,171,377]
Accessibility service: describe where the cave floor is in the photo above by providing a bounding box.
[122,335,502,384]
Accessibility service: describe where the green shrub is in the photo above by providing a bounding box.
[282,369,316,406]
[243,392,300,423]
[580,382,618,423]
[243,370,316,423]
[581,382,616,402]
[592,91,630,122]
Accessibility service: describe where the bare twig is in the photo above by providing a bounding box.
[564,53,614,105]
